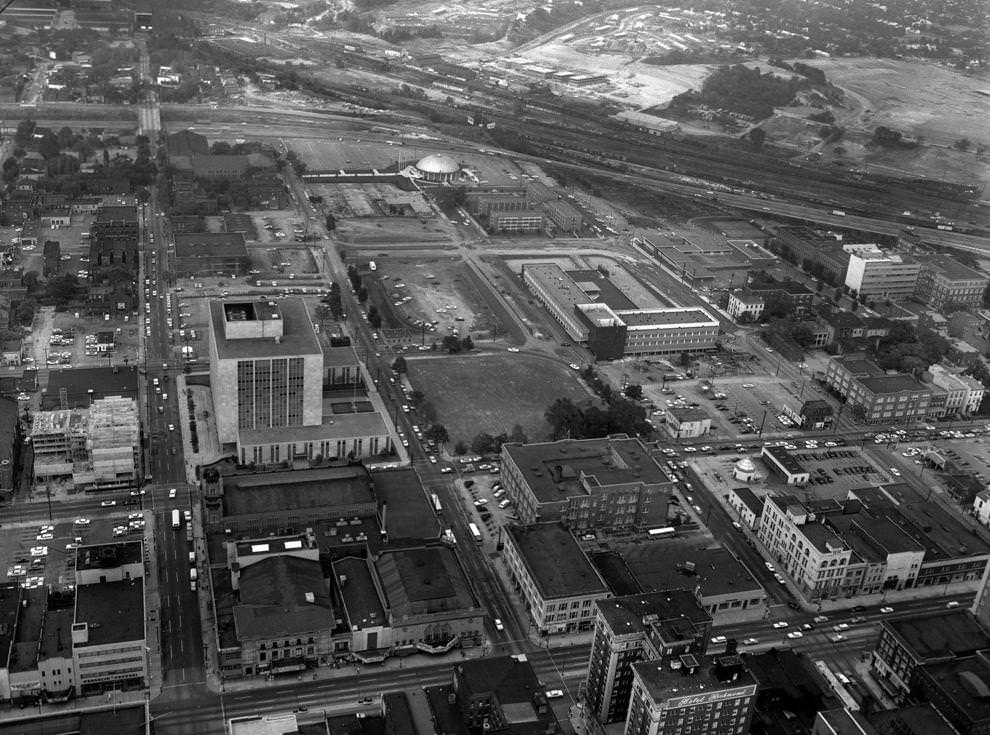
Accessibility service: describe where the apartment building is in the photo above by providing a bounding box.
[726,291,764,321]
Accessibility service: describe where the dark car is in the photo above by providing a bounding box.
[851,605,865,612]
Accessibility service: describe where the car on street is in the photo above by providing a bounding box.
[829,634,847,643]
[507,347,520,353]
[74,518,91,526]
[880,606,894,614]
[100,500,116,507]
[546,689,564,699]
[764,562,775,572]
[833,623,850,632]
[742,638,759,645]
[169,488,177,499]
[786,631,804,639]
[168,424,175,431]
[772,621,789,629]
[494,618,504,631]
[947,601,961,609]
[568,363,580,370]
[440,467,454,473]
[711,635,727,644]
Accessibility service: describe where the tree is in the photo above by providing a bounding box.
[461,335,474,350]
[21,270,40,293]
[748,127,766,149]
[325,213,336,232]
[407,389,425,406]
[425,424,449,445]
[46,274,80,305]
[328,282,342,319]
[391,356,407,374]
[624,384,643,400]
[507,424,529,445]
[545,397,583,440]
[850,300,859,312]
[679,351,692,368]
[367,305,381,329]
[954,138,971,151]
[471,432,497,455]
[441,335,462,353]
[357,286,368,303]
[453,440,467,455]
[346,265,361,292]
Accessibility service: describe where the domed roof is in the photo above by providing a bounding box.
[416,153,460,174]
[735,457,757,473]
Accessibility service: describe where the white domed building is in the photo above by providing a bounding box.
[414,153,461,184]
[732,456,759,483]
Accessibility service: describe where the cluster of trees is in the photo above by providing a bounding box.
[869,322,949,373]
[872,126,918,148]
[670,64,819,121]
[452,425,530,456]
[543,396,650,440]
[440,335,474,353]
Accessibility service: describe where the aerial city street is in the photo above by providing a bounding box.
[0,0,987,733]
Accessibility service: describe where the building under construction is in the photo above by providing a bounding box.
[31,396,140,491]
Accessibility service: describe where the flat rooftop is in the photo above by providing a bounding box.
[859,374,929,394]
[222,466,375,517]
[74,578,145,646]
[376,544,477,618]
[762,446,807,476]
[41,366,139,410]
[616,307,718,328]
[566,269,637,311]
[237,412,389,446]
[76,541,142,571]
[616,541,763,600]
[920,655,990,726]
[632,657,756,704]
[507,524,608,600]
[594,589,710,637]
[885,609,990,661]
[173,232,247,257]
[332,557,386,631]
[503,437,668,504]
[209,297,321,360]
[371,468,438,541]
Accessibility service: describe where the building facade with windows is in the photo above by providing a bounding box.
[625,656,757,735]
[915,256,989,312]
[503,523,610,635]
[500,437,674,529]
[844,244,920,301]
[585,590,712,724]
[825,355,932,424]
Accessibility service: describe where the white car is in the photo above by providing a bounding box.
[786,631,804,639]
[507,347,520,353]
[742,638,759,645]
[429,455,438,464]
[168,424,175,431]
[880,606,894,614]
[764,562,775,572]
[36,533,54,541]
[74,518,91,526]
[169,488,177,499]
[711,635,727,644]
[568,363,580,371]
[440,467,454,474]
[494,618,504,631]
[100,499,116,507]
[546,689,564,699]
[833,623,850,632]
[772,621,789,629]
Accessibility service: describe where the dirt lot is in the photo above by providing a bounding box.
[335,217,455,244]
[406,352,593,445]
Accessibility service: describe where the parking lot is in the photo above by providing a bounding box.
[2,511,149,592]
[457,463,516,538]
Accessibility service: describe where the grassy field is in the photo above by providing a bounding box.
[407,353,593,444]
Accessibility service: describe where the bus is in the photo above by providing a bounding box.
[468,522,483,544]
[430,493,443,515]
[648,527,676,538]
[171,509,181,529]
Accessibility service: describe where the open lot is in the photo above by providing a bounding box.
[406,353,592,445]
[368,257,503,344]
